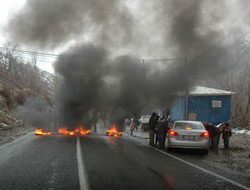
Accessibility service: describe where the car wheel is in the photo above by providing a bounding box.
[167,144,172,151]
[202,149,209,154]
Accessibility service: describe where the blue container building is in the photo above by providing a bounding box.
[170,86,233,125]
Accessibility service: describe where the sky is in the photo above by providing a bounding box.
[0,1,26,42]
[0,0,171,74]
[0,0,56,73]
[1,0,250,74]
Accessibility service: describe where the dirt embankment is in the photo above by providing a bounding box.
[0,86,34,144]
[0,107,32,145]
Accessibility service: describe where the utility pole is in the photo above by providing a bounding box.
[142,59,146,97]
[31,53,37,88]
[230,60,233,123]
[142,59,146,83]
[185,57,189,120]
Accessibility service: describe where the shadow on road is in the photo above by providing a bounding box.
[167,148,208,157]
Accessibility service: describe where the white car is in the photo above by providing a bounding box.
[167,120,209,154]
[139,115,151,131]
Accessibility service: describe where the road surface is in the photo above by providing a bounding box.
[0,133,249,190]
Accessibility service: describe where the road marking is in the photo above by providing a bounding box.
[76,137,90,190]
[0,131,33,151]
[126,134,250,190]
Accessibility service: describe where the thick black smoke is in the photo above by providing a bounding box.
[54,44,107,129]
[54,46,180,129]
[106,56,146,127]
[6,0,133,49]
[159,0,231,84]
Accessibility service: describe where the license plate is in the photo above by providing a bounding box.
[182,135,197,141]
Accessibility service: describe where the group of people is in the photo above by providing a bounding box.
[203,122,232,149]
[148,112,170,149]
[130,112,233,150]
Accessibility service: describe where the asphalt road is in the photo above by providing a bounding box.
[0,133,249,190]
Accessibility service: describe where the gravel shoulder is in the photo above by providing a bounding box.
[0,124,33,146]
[204,133,250,175]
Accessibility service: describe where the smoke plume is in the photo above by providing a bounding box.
[6,0,134,49]
[157,0,232,86]
[54,44,107,128]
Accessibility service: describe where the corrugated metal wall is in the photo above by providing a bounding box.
[188,95,231,124]
[171,96,186,121]
[171,95,232,124]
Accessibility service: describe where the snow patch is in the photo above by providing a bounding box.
[232,129,250,135]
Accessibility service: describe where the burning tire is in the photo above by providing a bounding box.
[35,128,53,136]
[106,125,123,136]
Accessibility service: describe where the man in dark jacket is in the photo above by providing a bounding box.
[155,116,169,149]
[148,112,158,146]
[204,123,220,149]
[162,118,169,148]
[222,123,232,149]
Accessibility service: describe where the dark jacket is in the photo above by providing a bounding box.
[204,123,219,138]
[155,120,169,134]
[149,115,159,130]
[222,126,232,139]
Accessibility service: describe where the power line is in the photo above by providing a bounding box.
[0,46,59,58]
[20,57,56,64]
[0,46,184,62]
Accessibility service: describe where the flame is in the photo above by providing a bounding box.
[58,128,75,136]
[35,128,53,136]
[58,127,92,136]
[106,125,122,137]
[79,128,92,135]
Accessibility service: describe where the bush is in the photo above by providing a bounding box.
[15,91,26,105]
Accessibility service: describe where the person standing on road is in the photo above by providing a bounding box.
[148,112,158,146]
[204,123,219,149]
[210,124,220,149]
[154,115,160,145]
[204,123,214,148]
[222,123,232,149]
[213,124,221,148]
[216,123,226,147]
[155,116,169,149]
[162,117,169,149]
[130,119,136,136]
[155,117,161,147]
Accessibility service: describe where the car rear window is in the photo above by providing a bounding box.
[174,122,204,130]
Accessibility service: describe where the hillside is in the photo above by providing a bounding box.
[0,51,56,143]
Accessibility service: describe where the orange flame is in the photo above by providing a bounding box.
[58,127,92,136]
[79,128,92,135]
[35,128,53,136]
[58,128,75,136]
[106,125,122,137]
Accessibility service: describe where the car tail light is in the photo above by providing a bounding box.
[200,132,209,138]
[168,130,179,137]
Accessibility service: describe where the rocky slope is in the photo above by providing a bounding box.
[0,64,55,143]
